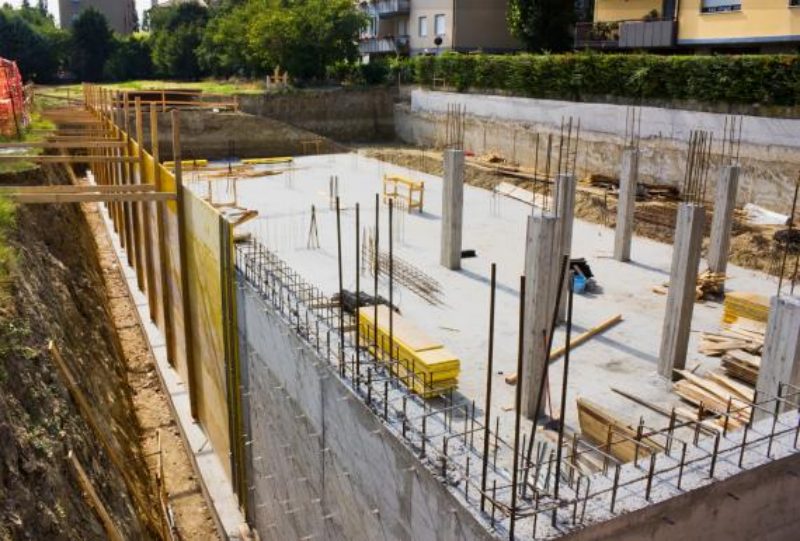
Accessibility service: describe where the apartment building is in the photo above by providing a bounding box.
[358,0,519,57]
[577,0,800,53]
[59,0,137,34]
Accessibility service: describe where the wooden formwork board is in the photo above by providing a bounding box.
[183,188,231,481]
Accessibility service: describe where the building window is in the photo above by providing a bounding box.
[434,14,446,36]
[418,16,428,37]
[398,19,407,36]
[700,0,742,13]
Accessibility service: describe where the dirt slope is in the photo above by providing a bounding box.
[0,165,159,540]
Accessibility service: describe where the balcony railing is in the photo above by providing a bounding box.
[358,35,410,55]
[575,18,676,50]
[372,0,410,17]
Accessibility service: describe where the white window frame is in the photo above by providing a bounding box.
[434,14,446,36]
[418,16,428,37]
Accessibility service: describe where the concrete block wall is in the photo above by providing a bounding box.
[237,87,396,142]
[236,277,495,541]
[396,89,800,214]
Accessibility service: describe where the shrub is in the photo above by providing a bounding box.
[401,53,800,106]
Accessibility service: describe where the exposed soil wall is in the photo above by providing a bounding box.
[132,109,342,162]
[237,87,396,143]
[0,165,160,540]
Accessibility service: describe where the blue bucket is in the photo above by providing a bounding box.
[573,274,587,294]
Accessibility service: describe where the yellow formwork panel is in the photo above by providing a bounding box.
[358,306,460,398]
[164,159,209,168]
[242,157,293,165]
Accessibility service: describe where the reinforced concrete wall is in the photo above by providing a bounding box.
[237,87,396,142]
[396,89,800,214]
[236,277,495,541]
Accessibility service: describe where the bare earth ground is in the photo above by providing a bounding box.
[82,201,220,540]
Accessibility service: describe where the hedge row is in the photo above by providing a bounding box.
[400,53,800,106]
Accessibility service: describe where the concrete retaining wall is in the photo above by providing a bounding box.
[563,452,800,541]
[236,276,495,541]
[396,89,800,213]
[238,87,396,142]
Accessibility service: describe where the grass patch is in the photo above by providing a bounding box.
[39,79,265,98]
[0,196,17,285]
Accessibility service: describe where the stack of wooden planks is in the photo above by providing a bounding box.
[723,292,770,324]
[696,270,726,299]
[699,320,764,386]
[358,305,460,398]
[576,398,664,463]
[698,322,764,357]
[721,350,760,386]
[672,369,753,429]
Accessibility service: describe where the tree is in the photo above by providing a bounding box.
[105,34,154,81]
[70,8,113,81]
[149,2,209,79]
[200,0,365,81]
[508,0,576,52]
[0,5,65,82]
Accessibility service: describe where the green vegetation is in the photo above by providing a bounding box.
[0,196,16,285]
[508,0,576,52]
[0,0,367,84]
[0,3,68,82]
[406,53,800,106]
[197,0,365,81]
[70,8,114,82]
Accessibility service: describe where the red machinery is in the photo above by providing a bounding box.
[0,57,27,138]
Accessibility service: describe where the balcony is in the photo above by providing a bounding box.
[372,0,410,17]
[359,35,410,55]
[575,19,676,50]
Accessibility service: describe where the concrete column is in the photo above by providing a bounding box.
[754,296,800,422]
[658,204,706,380]
[613,148,640,262]
[522,213,558,419]
[707,165,740,276]
[554,174,577,322]
[440,149,464,270]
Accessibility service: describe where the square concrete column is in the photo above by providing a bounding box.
[658,204,706,380]
[614,148,640,262]
[554,174,577,322]
[707,165,740,276]
[754,296,800,422]
[522,213,558,419]
[440,149,464,270]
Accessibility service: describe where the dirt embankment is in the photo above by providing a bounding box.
[363,146,794,278]
[0,164,159,540]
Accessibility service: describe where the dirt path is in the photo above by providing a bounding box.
[81,201,220,540]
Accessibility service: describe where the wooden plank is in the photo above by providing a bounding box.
[0,155,138,163]
[577,397,662,463]
[505,314,623,385]
[0,140,125,149]
[67,451,125,541]
[0,184,157,193]
[6,192,176,204]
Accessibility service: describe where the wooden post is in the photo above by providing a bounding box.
[125,93,144,286]
[172,109,199,420]
[151,105,176,366]
[68,451,125,541]
[137,98,155,309]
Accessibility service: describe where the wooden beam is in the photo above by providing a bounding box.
[0,184,157,194]
[0,141,125,149]
[6,192,176,204]
[67,451,125,541]
[0,155,138,164]
[505,314,624,385]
